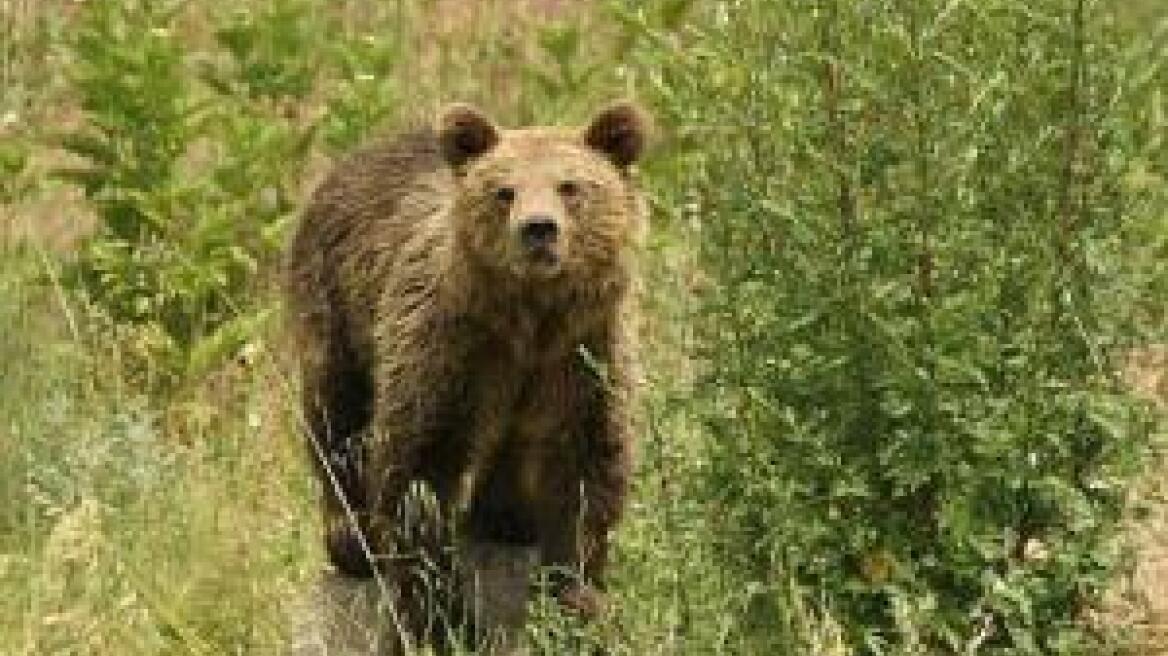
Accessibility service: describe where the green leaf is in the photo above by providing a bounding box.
[185,308,273,379]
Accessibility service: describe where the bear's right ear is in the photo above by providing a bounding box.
[437,104,500,168]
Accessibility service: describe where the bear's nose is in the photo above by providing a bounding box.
[519,216,559,249]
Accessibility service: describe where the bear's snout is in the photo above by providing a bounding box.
[518,215,560,253]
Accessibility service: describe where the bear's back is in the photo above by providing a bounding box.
[285,127,455,358]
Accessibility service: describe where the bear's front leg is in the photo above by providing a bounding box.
[364,327,470,650]
[532,389,632,619]
[366,433,469,653]
[529,327,637,619]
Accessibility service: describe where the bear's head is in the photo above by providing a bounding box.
[437,102,651,291]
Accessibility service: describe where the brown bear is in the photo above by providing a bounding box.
[283,101,650,649]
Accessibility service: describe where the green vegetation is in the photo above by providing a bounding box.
[1,0,1165,654]
[626,0,1167,653]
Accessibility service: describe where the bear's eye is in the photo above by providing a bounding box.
[493,186,516,203]
[556,180,580,197]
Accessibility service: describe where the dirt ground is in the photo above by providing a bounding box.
[285,542,538,656]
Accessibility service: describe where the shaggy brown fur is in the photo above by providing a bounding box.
[284,102,650,648]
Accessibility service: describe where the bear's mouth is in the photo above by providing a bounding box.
[521,246,561,275]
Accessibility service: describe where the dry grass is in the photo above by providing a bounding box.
[1115,347,1168,655]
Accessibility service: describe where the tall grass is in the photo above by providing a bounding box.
[0,247,318,654]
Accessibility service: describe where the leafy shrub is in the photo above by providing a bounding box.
[318,26,401,152]
[0,139,31,205]
[55,0,313,388]
[207,0,321,104]
[622,0,1162,653]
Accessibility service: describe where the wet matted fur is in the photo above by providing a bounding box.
[283,102,651,649]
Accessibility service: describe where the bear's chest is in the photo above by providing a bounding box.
[459,341,585,444]
[448,346,588,515]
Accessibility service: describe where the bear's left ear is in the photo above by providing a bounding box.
[437,103,500,168]
[584,101,652,169]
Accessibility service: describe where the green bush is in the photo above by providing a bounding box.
[55,0,314,387]
[0,139,31,205]
[318,23,402,152]
[207,0,321,104]
[622,0,1162,653]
